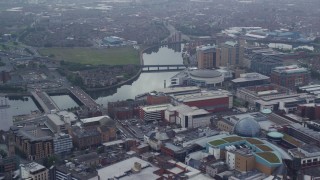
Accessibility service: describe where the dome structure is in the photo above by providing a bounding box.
[189,69,222,78]
[186,69,224,87]
[233,117,261,137]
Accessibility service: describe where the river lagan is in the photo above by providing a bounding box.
[0,43,184,130]
[1,42,317,130]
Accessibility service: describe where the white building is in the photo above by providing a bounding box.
[165,104,211,128]
[53,133,73,154]
[139,104,171,122]
[90,157,160,180]
[20,162,49,180]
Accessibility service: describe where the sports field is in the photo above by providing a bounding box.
[38,47,140,65]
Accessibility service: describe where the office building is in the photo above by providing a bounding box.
[271,65,310,89]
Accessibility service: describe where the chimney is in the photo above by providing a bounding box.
[132,162,142,173]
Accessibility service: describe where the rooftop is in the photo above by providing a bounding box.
[232,73,270,83]
[154,86,200,95]
[15,125,53,142]
[272,65,308,74]
[92,157,160,180]
[80,115,112,124]
[47,114,65,126]
[256,152,280,163]
[22,162,46,174]
[189,69,222,78]
[142,104,171,112]
[172,90,231,103]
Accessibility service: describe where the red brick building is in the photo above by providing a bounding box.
[271,65,310,90]
[171,90,233,113]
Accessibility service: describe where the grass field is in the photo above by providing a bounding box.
[38,47,140,65]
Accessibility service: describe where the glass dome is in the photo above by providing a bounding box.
[233,117,261,137]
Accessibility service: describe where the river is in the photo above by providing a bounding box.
[0,43,185,130]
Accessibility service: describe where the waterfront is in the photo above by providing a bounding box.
[50,95,79,110]
[3,41,314,130]
[0,96,38,130]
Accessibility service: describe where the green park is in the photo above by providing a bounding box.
[38,47,140,65]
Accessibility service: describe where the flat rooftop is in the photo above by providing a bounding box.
[172,90,231,103]
[22,162,46,173]
[80,115,111,124]
[142,104,171,112]
[93,157,160,180]
[232,73,270,83]
[272,65,308,74]
[155,86,200,95]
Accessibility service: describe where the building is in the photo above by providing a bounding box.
[207,135,283,175]
[20,162,49,180]
[0,71,11,84]
[297,103,320,120]
[288,144,320,169]
[0,155,20,178]
[215,41,244,68]
[107,100,145,120]
[90,157,160,180]
[165,104,211,128]
[171,90,233,113]
[236,84,320,112]
[196,45,216,69]
[231,73,270,88]
[97,125,116,143]
[250,49,283,76]
[10,126,54,161]
[69,126,101,149]
[53,163,98,180]
[53,133,73,154]
[139,104,170,122]
[284,123,320,147]
[271,65,310,90]
[299,84,320,96]
[74,153,101,167]
[205,161,228,178]
[171,68,224,87]
[236,84,291,105]
[80,115,115,130]
[45,114,68,134]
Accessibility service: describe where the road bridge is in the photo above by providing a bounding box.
[141,64,186,72]
[31,90,60,113]
[68,86,99,110]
